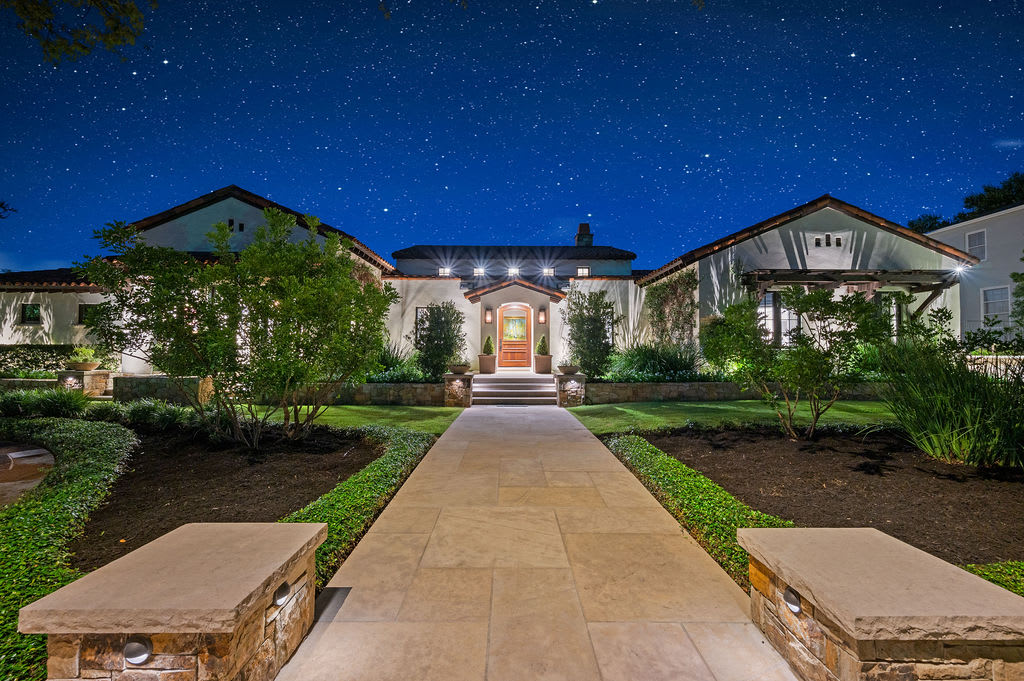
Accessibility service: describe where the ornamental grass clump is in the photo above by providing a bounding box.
[603,342,704,382]
[0,388,89,419]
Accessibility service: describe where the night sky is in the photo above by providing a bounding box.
[1,1,1022,272]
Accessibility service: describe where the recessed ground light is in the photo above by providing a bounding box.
[274,581,291,606]
[783,587,802,614]
[124,635,153,665]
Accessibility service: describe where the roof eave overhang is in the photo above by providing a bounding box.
[464,278,566,304]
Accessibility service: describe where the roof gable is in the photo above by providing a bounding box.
[132,185,394,272]
[639,195,978,286]
[464,278,566,303]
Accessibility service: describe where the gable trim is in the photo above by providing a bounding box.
[464,278,566,304]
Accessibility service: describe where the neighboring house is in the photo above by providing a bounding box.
[927,202,1024,338]
[0,188,977,373]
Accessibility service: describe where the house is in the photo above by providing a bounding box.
[0,188,977,374]
[927,202,1024,339]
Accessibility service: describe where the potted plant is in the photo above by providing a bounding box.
[556,357,580,375]
[534,335,552,374]
[479,335,496,374]
[448,356,472,375]
[66,347,101,371]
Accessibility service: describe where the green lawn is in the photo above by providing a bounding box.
[569,399,894,436]
[268,405,463,435]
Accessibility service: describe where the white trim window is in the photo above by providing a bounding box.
[473,266,485,277]
[437,267,452,277]
[576,266,591,277]
[507,266,520,277]
[982,286,1010,320]
[542,267,555,277]
[966,230,986,261]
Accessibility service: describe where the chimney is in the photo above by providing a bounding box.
[575,222,593,247]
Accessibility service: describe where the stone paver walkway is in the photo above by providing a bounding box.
[278,406,797,681]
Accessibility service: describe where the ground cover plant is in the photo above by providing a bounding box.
[964,562,1024,597]
[79,207,397,450]
[605,434,792,588]
[0,418,137,681]
[569,399,893,436]
[0,388,91,419]
[264,404,462,436]
[282,425,435,588]
[366,341,430,383]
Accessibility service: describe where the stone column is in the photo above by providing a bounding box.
[555,373,586,407]
[444,374,473,407]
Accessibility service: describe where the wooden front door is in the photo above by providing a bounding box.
[498,305,531,367]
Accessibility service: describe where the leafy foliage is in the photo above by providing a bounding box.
[408,301,466,380]
[482,335,495,355]
[0,369,55,379]
[906,170,1024,229]
[963,561,1024,598]
[605,434,792,588]
[601,342,715,382]
[561,286,622,378]
[67,346,96,363]
[0,388,90,418]
[1,0,156,63]
[78,208,397,449]
[0,344,117,374]
[534,334,548,356]
[701,287,895,438]
[644,269,699,344]
[281,425,434,589]
[0,418,137,681]
[905,213,951,234]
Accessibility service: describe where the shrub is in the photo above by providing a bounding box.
[561,286,622,378]
[33,389,90,418]
[0,418,137,681]
[605,434,792,587]
[881,341,1024,468]
[534,334,547,355]
[482,335,495,355]
[366,363,429,383]
[0,389,41,417]
[0,344,117,374]
[0,369,57,379]
[602,342,706,382]
[408,301,466,381]
[67,347,97,364]
[87,400,130,424]
[644,269,699,344]
[281,425,434,589]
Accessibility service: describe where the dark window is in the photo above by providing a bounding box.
[77,304,98,325]
[825,234,832,247]
[814,237,821,247]
[835,236,842,248]
[238,222,244,232]
[20,303,41,324]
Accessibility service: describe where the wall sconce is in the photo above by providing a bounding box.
[484,308,493,324]
[538,307,546,324]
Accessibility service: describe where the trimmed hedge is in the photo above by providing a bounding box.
[281,425,434,589]
[964,561,1024,598]
[605,434,793,588]
[0,345,117,374]
[0,418,137,681]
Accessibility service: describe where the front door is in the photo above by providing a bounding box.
[498,304,531,367]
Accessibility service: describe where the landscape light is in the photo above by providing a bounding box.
[783,587,802,614]
[124,635,153,665]
[274,581,291,606]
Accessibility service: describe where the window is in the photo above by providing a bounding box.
[438,267,452,277]
[967,230,986,261]
[814,237,821,247]
[542,267,555,277]
[576,266,591,277]
[835,236,842,248]
[238,222,245,232]
[414,307,428,342]
[507,266,520,277]
[825,234,832,247]
[20,303,41,325]
[982,287,1010,318]
[757,293,799,346]
[473,266,485,277]
[77,304,98,326]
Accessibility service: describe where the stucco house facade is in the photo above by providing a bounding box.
[0,187,976,374]
[927,202,1024,338]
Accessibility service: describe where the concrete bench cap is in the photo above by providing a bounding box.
[737,527,1024,642]
[19,522,327,635]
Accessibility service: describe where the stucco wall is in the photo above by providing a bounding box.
[928,205,1023,336]
[385,278,479,363]
[571,278,651,350]
[0,290,107,346]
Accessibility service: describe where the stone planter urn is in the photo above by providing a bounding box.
[534,355,552,374]
[448,364,471,375]
[557,365,580,375]
[478,354,496,374]
[67,362,101,371]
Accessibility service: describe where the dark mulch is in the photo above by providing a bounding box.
[645,428,1024,566]
[69,426,380,572]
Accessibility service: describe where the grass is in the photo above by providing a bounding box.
[266,405,463,435]
[569,399,894,436]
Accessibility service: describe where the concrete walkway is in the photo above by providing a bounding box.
[278,407,797,681]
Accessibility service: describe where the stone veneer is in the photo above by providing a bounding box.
[331,382,444,406]
[443,373,473,407]
[556,373,586,407]
[56,370,113,397]
[738,528,1024,681]
[113,376,213,405]
[0,377,59,391]
[20,523,326,681]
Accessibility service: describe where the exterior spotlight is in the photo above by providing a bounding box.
[274,581,291,606]
[954,265,965,274]
[484,308,493,324]
[783,587,802,614]
[538,307,546,324]
[124,635,153,665]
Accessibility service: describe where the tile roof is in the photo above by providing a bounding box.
[392,244,637,261]
[0,268,102,292]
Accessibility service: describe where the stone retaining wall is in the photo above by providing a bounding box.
[0,377,58,391]
[113,375,213,405]
[585,381,882,404]
[332,382,444,406]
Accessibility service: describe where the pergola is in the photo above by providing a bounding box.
[742,269,961,317]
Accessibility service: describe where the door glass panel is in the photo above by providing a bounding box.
[503,315,526,341]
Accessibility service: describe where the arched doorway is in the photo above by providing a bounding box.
[497,303,532,368]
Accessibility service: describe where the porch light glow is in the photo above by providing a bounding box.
[955,265,966,274]
[538,307,546,324]
[438,267,452,276]
[508,266,520,277]
[474,266,485,277]
[485,308,493,324]
[542,267,555,276]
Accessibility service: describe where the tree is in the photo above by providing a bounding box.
[906,171,1024,229]
[561,286,622,378]
[644,269,699,344]
[905,213,950,234]
[701,287,894,439]
[408,301,466,380]
[78,207,397,449]
[0,201,15,219]
[2,0,157,63]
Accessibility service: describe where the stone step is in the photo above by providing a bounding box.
[473,375,553,384]
[472,383,556,392]
[473,389,556,398]
[472,396,558,406]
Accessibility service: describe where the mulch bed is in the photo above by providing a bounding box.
[69,426,380,572]
[644,428,1024,566]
